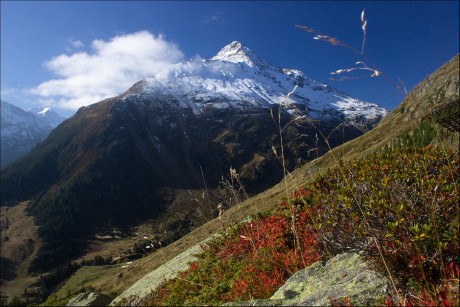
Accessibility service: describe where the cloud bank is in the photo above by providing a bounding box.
[32,31,184,110]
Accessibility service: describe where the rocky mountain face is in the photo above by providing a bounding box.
[0,101,65,169]
[0,42,387,271]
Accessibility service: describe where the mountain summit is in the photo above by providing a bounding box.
[1,42,387,271]
[210,41,271,68]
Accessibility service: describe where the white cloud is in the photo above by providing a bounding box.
[201,11,224,25]
[31,31,184,110]
[69,38,84,48]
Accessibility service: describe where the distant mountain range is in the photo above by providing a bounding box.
[0,41,387,271]
[0,101,65,168]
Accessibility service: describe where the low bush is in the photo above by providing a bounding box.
[311,144,459,305]
[146,191,320,306]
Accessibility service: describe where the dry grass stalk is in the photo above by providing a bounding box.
[296,9,407,97]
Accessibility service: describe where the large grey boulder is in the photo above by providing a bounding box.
[225,252,397,306]
[67,291,113,306]
[270,252,396,306]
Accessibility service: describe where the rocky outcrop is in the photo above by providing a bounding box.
[66,292,113,306]
[272,252,397,306]
[226,253,397,306]
[110,235,217,305]
[392,54,458,123]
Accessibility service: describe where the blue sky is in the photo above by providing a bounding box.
[1,1,458,117]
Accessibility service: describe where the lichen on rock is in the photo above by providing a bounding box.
[271,252,396,306]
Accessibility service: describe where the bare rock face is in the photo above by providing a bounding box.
[66,291,112,306]
[226,253,397,306]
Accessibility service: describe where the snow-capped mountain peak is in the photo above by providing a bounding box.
[125,41,387,123]
[26,107,66,128]
[210,41,270,68]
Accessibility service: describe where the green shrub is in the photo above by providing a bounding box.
[311,144,459,303]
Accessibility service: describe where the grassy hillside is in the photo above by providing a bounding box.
[39,54,459,306]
